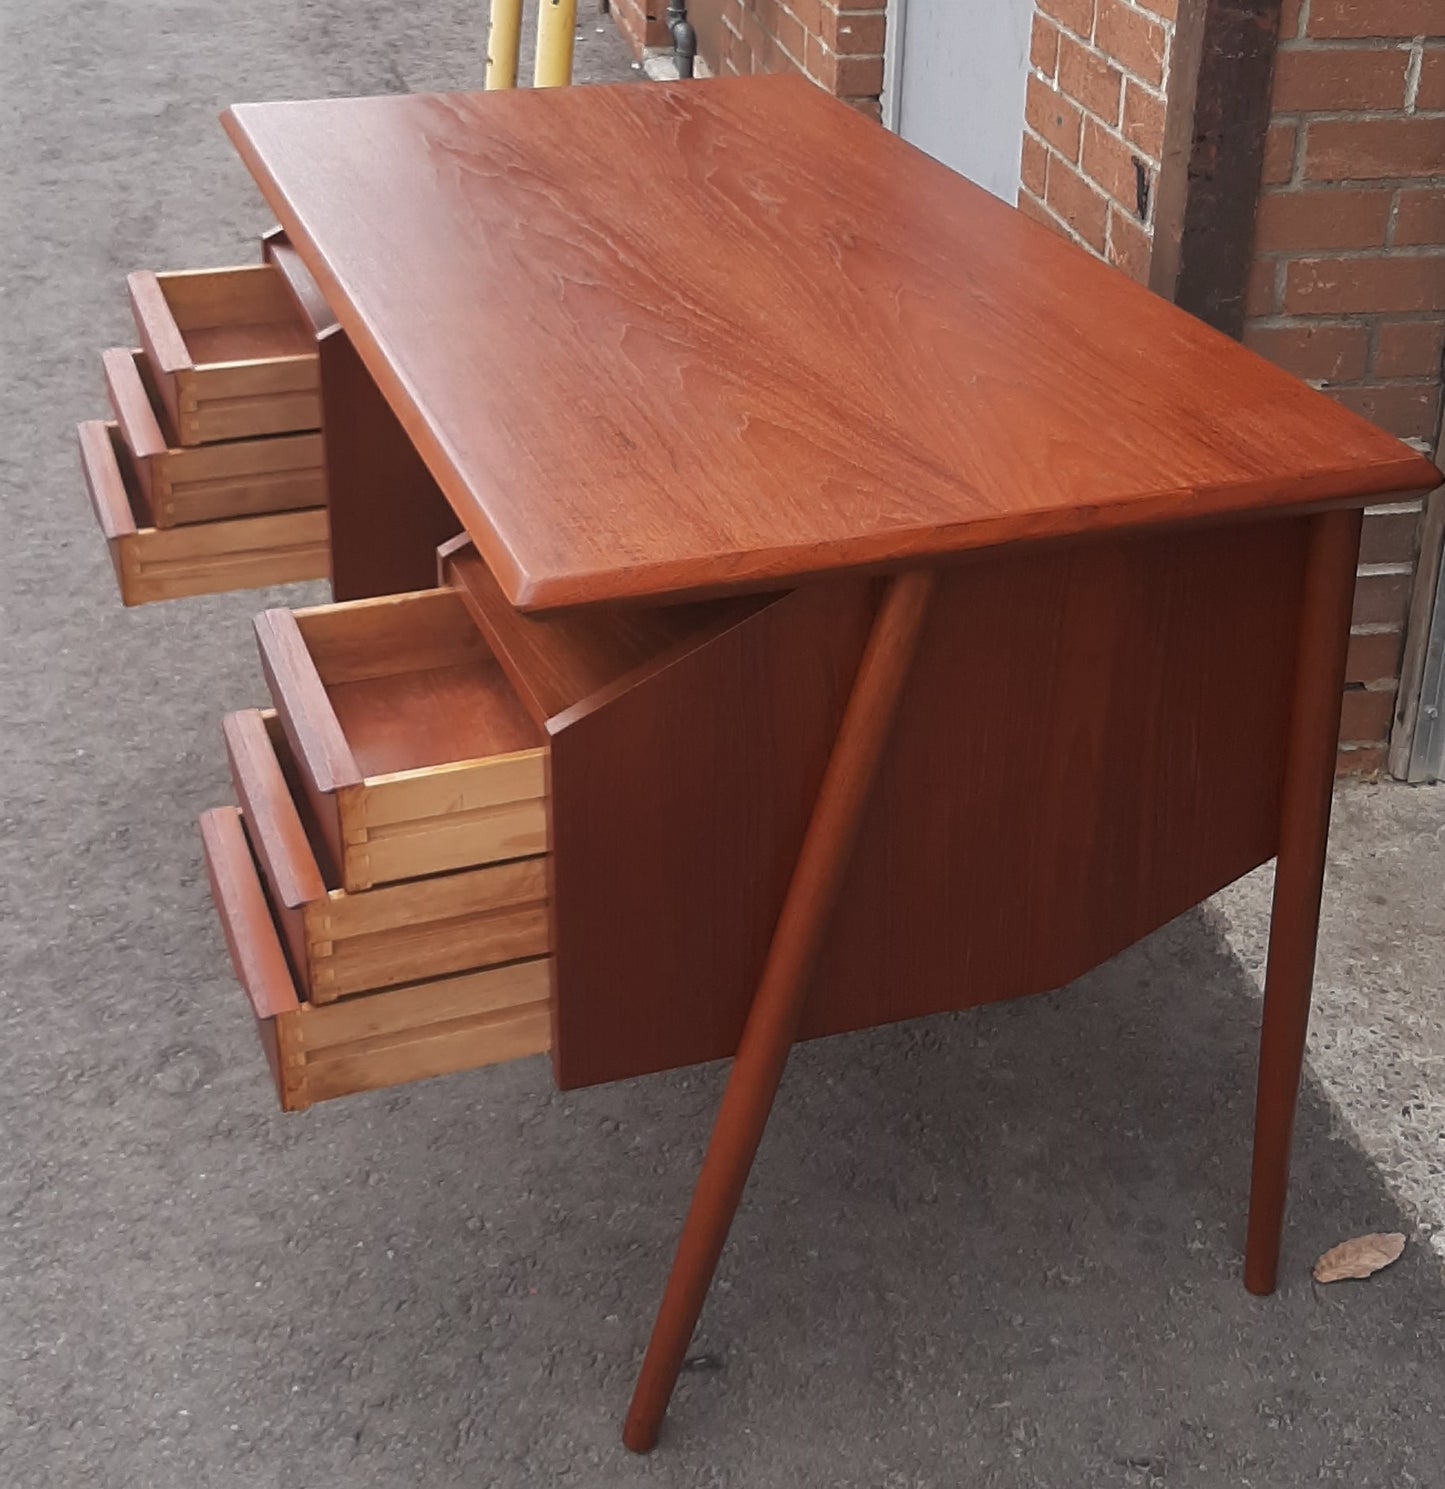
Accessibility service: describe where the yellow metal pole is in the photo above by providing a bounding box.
[486,0,524,88]
[533,0,578,88]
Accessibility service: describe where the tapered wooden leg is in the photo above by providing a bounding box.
[1244,507,1363,1296]
[622,569,937,1453]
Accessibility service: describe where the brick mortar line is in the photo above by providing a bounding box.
[1252,247,1445,262]
[1405,39,1425,109]
[1112,0,1174,28]
[1268,108,1445,122]
[1248,311,1445,327]
[1305,379,1442,394]
[1277,36,1439,52]
[1265,181,1445,197]
[807,40,885,63]
[1262,180,1445,191]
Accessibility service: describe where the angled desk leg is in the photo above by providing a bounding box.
[622,568,937,1453]
[1245,507,1363,1295]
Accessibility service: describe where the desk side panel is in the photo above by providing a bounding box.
[548,519,1309,1089]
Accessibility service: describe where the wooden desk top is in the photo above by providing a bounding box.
[225,78,1436,612]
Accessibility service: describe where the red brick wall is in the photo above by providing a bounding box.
[1019,0,1178,284]
[611,1,887,115]
[610,0,669,56]
[1243,0,1445,774]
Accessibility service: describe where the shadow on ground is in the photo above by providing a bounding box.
[8,903,1444,1487]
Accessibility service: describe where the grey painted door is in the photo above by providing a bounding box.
[883,0,1035,203]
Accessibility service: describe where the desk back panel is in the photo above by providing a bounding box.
[319,329,462,599]
[547,517,1311,1089]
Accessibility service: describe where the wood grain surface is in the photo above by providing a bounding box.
[78,420,329,605]
[104,347,324,527]
[199,803,553,1113]
[441,535,764,721]
[317,325,460,600]
[548,521,1308,1088]
[223,706,551,1004]
[1245,507,1363,1295]
[224,77,1437,612]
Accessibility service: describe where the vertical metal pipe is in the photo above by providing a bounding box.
[486,0,524,88]
[534,0,578,88]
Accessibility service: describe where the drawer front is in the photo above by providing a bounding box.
[128,265,321,446]
[103,347,324,527]
[225,708,551,1003]
[200,806,552,1112]
[78,420,328,606]
[254,588,549,892]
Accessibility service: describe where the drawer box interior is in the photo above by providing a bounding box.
[441,534,766,723]
[128,264,321,446]
[255,587,548,891]
[77,419,328,606]
[103,347,324,527]
[225,708,550,1003]
[200,805,551,1113]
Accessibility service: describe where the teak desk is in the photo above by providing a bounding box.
[213,77,1438,1448]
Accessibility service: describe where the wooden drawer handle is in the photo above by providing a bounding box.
[101,346,168,460]
[199,807,299,1023]
[77,419,137,542]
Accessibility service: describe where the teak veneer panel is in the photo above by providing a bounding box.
[255,587,548,891]
[261,228,338,337]
[200,806,552,1113]
[440,535,766,721]
[223,78,1437,612]
[318,326,461,599]
[225,709,551,1003]
[102,347,324,527]
[77,420,328,605]
[546,520,1309,1089]
[128,264,320,446]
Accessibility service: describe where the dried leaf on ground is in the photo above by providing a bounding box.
[1313,1232,1406,1284]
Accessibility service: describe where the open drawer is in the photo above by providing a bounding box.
[78,420,328,606]
[255,587,548,892]
[225,708,550,1002]
[200,805,551,1112]
[128,264,320,446]
[103,347,323,527]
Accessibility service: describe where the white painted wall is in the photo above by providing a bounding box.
[881,0,1035,204]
